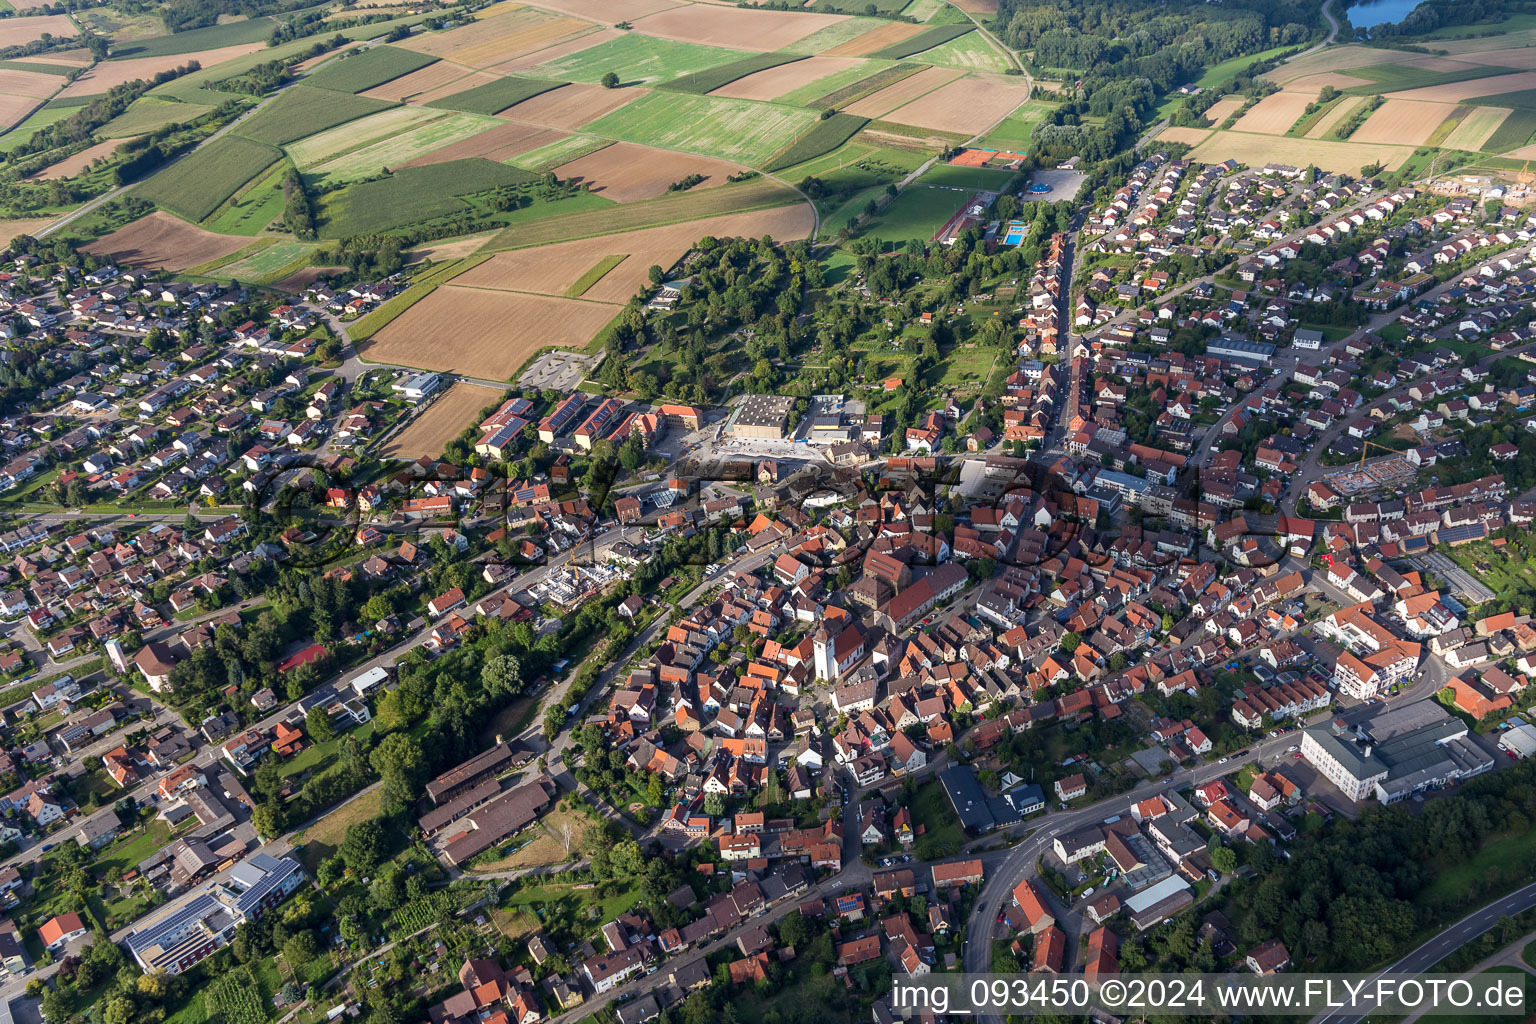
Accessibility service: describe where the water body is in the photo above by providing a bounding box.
[1351,0,1426,32]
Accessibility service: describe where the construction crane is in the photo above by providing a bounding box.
[1358,439,1399,470]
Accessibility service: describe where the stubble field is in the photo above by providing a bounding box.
[1350,98,1457,145]
[845,64,963,117]
[1185,130,1411,174]
[551,141,745,201]
[401,121,561,166]
[880,73,1032,133]
[382,381,503,458]
[710,55,865,100]
[822,21,926,57]
[627,5,847,50]
[1230,91,1316,134]
[497,82,644,129]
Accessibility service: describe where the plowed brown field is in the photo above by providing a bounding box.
[83,211,249,270]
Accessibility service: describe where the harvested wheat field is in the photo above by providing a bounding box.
[1306,95,1367,138]
[846,65,963,117]
[1158,126,1213,146]
[498,82,644,129]
[0,217,56,247]
[1187,131,1410,175]
[1436,29,1536,54]
[1268,45,1403,85]
[407,233,497,264]
[1444,105,1511,150]
[3,13,80,45]
[362,61,478,101]
[402,121,562,166]
[0,68,64,99]
[0,96,40,132]
[629,5,845,50]
[83,211,249,270]
[17,48,94,66]
[1352,99,1458,145]
[491,27,622,72]
[1231,91,1316,134]
[1389,70,1536,103]
[884,73,1031,134]
[32,137,138,179]
[523,0,680,20]
[823,21,925,57]
[367,289,620,376]
[1286,72,1372,93]
[1456,45,1536,67]
[60,44,267,96]
[407,8,591,67]
[711,55,864,100]
[552,141,744,201]
[382,381,503,458]
[456,203,813,302]
[1201,96,1246,124]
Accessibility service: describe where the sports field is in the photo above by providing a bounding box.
[382,381,503,459]
[84,211,250,270]
[526,34,750,85]
[581,90,819,165]
[860,185,964,243]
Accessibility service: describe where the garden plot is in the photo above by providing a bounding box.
[552,141,745,201]
[498,82,644,129]
[881,73,1032,134]
[1230,91,1316,134]
[710,55,866,100]
[581,90,819,165]
[845,64,963,117]
[628,5,847,50]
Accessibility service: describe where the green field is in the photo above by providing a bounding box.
[510,133,612,171]
[285,105,443,167]
[526,34,750,85]
[763,112,869,172]
[202,162,289,234]
[1192,43,1298,90]
[319,157,536,236]
[107,16,275,58]
[1344,63,1524,94]
[484,175,804,249]
[774,57,892,107]
[583,90,819,165]
[309,112,503,184]
[911,31,1010,72]
[0,105,73,152]
[303,45,439,93]
[0,60,77,76]
[782,17,885,55]
[134,135,282,221]
[859,184,963,243]
[1470,88,1536,112]
[777,137,926,191]
[868,24,972,60]
[807,61,922,109]
[217,240,318,282]
[426,76,565,115]
[659,52,806,94]
[919,162,1019,188]
[235,87,397,147]
[564,254,628,297]
[1483,107,1536,151]
[101,97,217,138]
[977,100,1054,149]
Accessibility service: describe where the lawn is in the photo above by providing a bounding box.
[468,807,588,872]
[527,34,751,86]
[235,86,397,147]
[280,720,379,782]
[583,90,819,166]
[318,157,536,236]
[94,820,173,877]
[294,787,383,871]
[133,135,282,221]
[859,184,966,243]
[500,877,645,942]
[908,779,964,860]
[203,163,289,235]
[303,44,439,93]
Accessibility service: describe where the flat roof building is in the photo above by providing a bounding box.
[1300,702,1493,803]
[727,394,797,439]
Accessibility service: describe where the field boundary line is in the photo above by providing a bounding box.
[434,281,626,304]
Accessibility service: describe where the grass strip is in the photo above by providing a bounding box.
[658,52,806,95]
[810,62,921,110]
[764,113,869,172]
[866,25,971,60]
[564,254,627,297]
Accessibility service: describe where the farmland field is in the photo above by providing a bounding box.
[1484,108,1536,151]
[360,61,479,102]
[0,105,73,151]
[581,90,819,165]
[977,100,1055,149]
[782,18,886,55]
[910,30,1009,72]
[484,175,806,248]
[846,65,964,117]
[2,13,78,46]
[820,21,927,58]
[627,5,848,51]
[285,106,445,168]
[364,288,622,376]
[565,254,627,296]
[33,137,134,179]
[59,44,268,97]
[525,34,750,85]
[882,73,1032,134]
[1345,63,1525,96]
[0,68,66,99]
[319,158,537,236]
[302,45,439,94]
[202,164,288,235]
[1230,91,1316,134]
[463,204,813,301]
[1186,130,1411,175]
[1305,95,1367,138]
[497,82,645,129]
[1352,98,1459,145]
[102,16,274,57]
[510,133,611,171]
[711,55,860,101]
[405,7,591,68]
[0,217,58,247]
[552,141,745,202]
[1157,126,1214,146]
[770,57,889,106]
[218,240,317,283]
[401,121,561,167]
[866,25,973,60]
[0,96,42,134]
[133,135,281,221]
[426,76,566,115]
[382,381,505,459]
[660,52,804,95]
[307,112,504,184]
[235,87,396,147]
[763,112,869,171]
[83,211,250,270]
